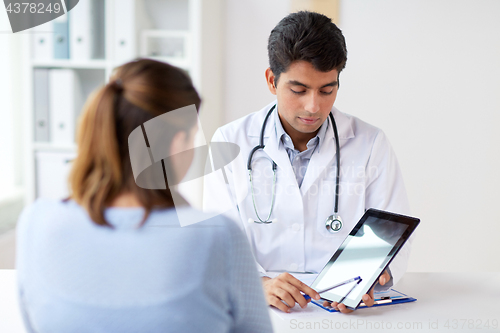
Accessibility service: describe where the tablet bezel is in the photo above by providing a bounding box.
[310,208,420,310]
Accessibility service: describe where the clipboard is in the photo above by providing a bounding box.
[310,289,417,312]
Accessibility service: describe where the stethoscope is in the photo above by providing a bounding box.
[247,104,343,233]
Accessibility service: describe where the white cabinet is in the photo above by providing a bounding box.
[35,151,76,200]
[24,0,203,204]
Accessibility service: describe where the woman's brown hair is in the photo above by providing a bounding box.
[68,59,201,227]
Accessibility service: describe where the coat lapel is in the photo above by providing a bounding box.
[262,110,295,181]
[300,122,335,196]
[300,106,355,196]
[248,102,296,182]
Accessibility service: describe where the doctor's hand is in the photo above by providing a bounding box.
[323,270,391,314]
[262,273,321,313]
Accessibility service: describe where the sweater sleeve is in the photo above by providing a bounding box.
[203,128,268,277]
[225,220,273,333]
[16,202,41,333]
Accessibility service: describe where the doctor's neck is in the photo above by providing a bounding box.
[278,112,321,152]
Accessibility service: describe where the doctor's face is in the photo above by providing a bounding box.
[266,61,339,137]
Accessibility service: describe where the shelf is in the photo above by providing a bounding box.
[140,29,192,70]
[33,143,77,152]
[145,56,190,70]
[31,60,109,70]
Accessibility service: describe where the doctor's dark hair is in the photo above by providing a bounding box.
[268,11,347,85]
[68,59,201,227]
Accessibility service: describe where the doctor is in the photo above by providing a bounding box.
[203,11,412,313]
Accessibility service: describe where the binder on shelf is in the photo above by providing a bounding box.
[91,0,106,59]
[53,15,69,59]
[49,69,81,144]
[33,69,50,142]
[35,151,76,200]
[69,0,91,60]
[69,0,105,60]
[32,21,54,60]
[113,0,136,64]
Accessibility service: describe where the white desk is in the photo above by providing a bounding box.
[1,271,499,333]
[0,270,25,333]
[270,272,500,333]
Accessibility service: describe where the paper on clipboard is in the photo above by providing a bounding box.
[311,288,416,312]
[372,288,411,300]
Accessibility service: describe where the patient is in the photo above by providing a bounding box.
[16,59,272,333]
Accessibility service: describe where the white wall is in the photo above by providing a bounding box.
[183,0,289,207]
[219,0,500,273]
[0,9,24,203]
[223,0,290,123]
[336,0,500,272]
[197,0,225,141]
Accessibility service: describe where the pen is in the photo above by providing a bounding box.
[338,278,362,303]
[316,276,361,294]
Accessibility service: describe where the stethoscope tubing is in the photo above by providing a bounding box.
[247,105,278,223]
[247,104,277,170]
[247,104,340,224]
[329,112,340,215]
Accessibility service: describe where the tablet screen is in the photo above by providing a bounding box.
[311,211,417,309]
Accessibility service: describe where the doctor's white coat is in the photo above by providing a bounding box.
[203,101,413,286]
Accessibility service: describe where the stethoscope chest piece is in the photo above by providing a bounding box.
[325,214,343,233]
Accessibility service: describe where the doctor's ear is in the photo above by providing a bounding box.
[265,67,278,95]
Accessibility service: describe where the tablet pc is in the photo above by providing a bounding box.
[310,208,419,310]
